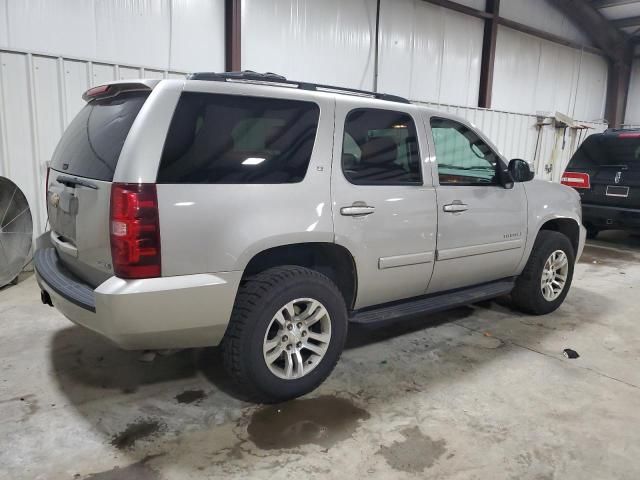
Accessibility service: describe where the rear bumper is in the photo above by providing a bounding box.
[582,203,640,230]
[34,247,241,350]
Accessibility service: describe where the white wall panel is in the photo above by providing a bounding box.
[573,52,608,122]
[0,0,10,46]
[0,52,41,234]
[3,0,97,59]
[0,0,224,73]
[493,26,607,122]
[242,0,376,89]
[170,0,225,72]
[625,59,640,126]
[500,0,592,46]
[378,0,482,107]
[94,0,171,68]
[0,48,186,237]
[92,63,117,87]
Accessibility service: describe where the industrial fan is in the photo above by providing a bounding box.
[0,177,33,287]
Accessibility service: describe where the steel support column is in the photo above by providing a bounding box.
[225,0,241,72]
[478,0,500,108]
[606,56,633,127]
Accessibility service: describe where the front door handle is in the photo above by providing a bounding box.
[443,203,468,213]
[341,203,375,217]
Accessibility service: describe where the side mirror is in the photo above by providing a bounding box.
[508,158,535,182]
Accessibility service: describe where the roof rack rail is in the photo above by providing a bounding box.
[187,71,411,104]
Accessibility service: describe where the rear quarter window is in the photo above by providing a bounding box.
[157,92,320,184]
[50,92,149,181]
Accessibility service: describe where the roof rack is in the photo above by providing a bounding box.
[187,71,411,104]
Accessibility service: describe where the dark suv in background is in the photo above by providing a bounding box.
[563,129,640,239]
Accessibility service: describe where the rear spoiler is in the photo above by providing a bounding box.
[82,81,155,102]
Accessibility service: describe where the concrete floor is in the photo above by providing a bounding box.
[1,232,639,480]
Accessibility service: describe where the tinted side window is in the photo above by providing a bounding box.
[430,118,499,185]
[157,93,320,184]
[50,92,149,181]
[342,109,422,185]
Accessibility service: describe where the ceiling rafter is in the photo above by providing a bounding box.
[591,0,640,9]
[613,15,640,27]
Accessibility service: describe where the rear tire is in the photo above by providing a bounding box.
[586,227,599,240]
[512,231,575,315]
[221,266,347,403]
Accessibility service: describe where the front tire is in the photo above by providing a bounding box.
[221,266,347,403]
[512,231,575,315]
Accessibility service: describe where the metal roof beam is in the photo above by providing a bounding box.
[554,0,629,62]
[613,15,640,28]
[478,0,500,108]
[591,0,640,9]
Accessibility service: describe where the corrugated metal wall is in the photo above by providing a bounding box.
[500,0,593,46]
[421,102,607,182]
[377,0,484,107]
[493,27,608,122]
[0,0,225,72]
[625,58,640,126]
[0,48,186,236]
[241,0,377,90]
[242,0,609,119]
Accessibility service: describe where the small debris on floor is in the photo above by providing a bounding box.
[563,348,580,359]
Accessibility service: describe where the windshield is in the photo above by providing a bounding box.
[50,91,150,181]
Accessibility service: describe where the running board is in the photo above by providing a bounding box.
[350,278,515,325]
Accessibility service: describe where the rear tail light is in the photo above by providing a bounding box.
[110,183,161,279]
[618,132,640,139]
[561,172,591,189]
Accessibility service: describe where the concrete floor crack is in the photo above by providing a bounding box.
[453,321,640,391]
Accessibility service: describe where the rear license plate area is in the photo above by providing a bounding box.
[605,185,629,198]
[47,189,78,240]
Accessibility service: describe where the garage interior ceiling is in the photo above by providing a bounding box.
[591,0,640,42]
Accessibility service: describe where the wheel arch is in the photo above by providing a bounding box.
[241,242,358,310]
[538,217,580,256]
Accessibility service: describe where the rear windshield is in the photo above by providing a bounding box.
[157,92,320,184]
[569,134,640,171]
[50,92,150,181]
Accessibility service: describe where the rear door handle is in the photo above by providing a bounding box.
[443,203,468,213]
[341,204,375,217]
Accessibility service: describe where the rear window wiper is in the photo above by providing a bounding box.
[56,175,99,190]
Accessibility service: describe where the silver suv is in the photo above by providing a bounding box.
[35,72,585,402]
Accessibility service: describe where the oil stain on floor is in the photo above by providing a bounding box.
[175,389,206,404]
[377,426,447,473]
[247,395,370,450]
[110,418,166,450]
